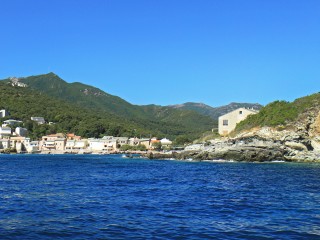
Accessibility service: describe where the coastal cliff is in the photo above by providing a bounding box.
[175,104,320,162]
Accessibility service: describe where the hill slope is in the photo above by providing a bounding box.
[235,93,320,133]
[169,102,262,120]
[0,83,216,140]
[5,73,144,119]
[1,73,217,139]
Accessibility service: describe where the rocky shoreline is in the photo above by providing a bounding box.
[172,110,320,163]
[146,126,320,162]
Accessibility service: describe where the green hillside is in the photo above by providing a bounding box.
[235,93,320,132]
[4,73,216,128]
[169,102,262,120]
[0,83,154,140]
[6,73,144,119]
[0,73,217,140]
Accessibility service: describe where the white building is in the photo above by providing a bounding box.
[28,141,39,153]
[15,127,28,137]
[88,139,109,152]
[65,140,76,150]
[0,126,11,138]
[160,138,173,147]
[66,139,88,151]
[3,119,23,126]
[0,109,9,118]
[31,117,45,125]
[218,108,259,136]
[88,137,119,152]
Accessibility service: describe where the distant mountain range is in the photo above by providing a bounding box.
[0,73,262,139]
[169,102,262,120]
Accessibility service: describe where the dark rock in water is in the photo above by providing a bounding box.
[209,146,284,162]
[144,152,175,160]
[176,136,286,162]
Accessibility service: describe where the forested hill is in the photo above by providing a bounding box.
[0,83,214,140]
[4,73,145,119]
[169,102,262,120]
[0,74,217,140]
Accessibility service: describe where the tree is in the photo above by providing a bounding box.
[174,135,192,146]
[152,142,162,151]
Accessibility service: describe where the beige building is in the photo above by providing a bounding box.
[40,133,65,151]
[138,139,151,149]
[218,108,258,136]
[55,138,66,151]
[10,137,31,153]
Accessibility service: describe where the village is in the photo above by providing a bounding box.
[0,109,174,154]
[0,107,260,154]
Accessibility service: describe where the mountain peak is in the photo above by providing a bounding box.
[46,72,58,77]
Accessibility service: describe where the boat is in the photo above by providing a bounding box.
[122,153,133,158]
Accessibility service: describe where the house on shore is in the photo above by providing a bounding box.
[40,133,66,151]
[10,137,31,153]
[88,138,111,152]
[218,108,259,136]
[160,138,173,148]
[65,139,88,152]
[28,141,40,153]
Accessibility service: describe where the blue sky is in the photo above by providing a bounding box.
[1,0,319,107]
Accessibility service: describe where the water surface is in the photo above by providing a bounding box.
[0,154,320,239]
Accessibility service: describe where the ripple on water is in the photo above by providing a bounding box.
[0,155,320,239]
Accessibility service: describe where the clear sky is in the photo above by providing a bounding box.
[1,0,319,107]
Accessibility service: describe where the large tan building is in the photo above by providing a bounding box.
[218,108,258,136]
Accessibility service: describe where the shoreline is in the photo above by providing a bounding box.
[1,151,320,163]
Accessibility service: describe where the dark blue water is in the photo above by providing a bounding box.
[0,155,320,239]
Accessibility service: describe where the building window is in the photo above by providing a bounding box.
[239,111,243,114]
[223,120,228,126]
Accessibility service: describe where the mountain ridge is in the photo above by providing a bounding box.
[1,73,218,139]
[169,102,263,120]
[4,73,262,121]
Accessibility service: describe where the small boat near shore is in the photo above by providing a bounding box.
[122,153,133,158]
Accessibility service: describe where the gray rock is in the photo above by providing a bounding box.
[284,141,308,151]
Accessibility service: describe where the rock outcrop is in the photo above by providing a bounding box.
[177,136,285,162]
[175,110,320,162]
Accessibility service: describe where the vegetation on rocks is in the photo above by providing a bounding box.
[235,93,320,133]
[119,144,147,151]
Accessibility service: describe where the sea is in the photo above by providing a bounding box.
[0,154,320,240]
